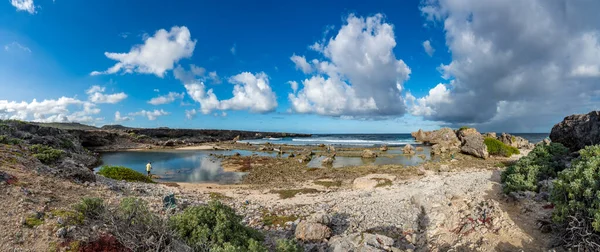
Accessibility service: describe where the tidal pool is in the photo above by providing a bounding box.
[96,149,276,184]
[307,145,434,168]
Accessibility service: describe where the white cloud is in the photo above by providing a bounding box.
[414,0,600,130]
[148,92,184,105]
[4,42,31,53]
[230,44,236,55]
[290,54,312,74]
[129,109,169,120]
[185,109,198,119]
[91,26,196,77]
[406,83,451,116]
[86,85,127,104]
[288,14,411,118]
[219,72,277,113]
[422,40,435,56]
[288,81,299,93]
[175,65,277,115]
[153,89,160,92]
[208,71,222,84]
[0,97,100,123]
[10,0,36,14]
[114,111,132,122]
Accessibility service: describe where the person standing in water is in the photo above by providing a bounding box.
[146,162,152,177]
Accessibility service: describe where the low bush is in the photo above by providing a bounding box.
[30,144,65,164]
[551,145,600,249]
[501,143,569,193]
[170,201,266,251]
[459,126,471,131]
[97,165,153,183]
[484,138,520,157]
[74,197,105,219]
[0,135,22,145]
[276,239,303,252]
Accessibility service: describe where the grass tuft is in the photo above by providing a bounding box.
[271,188,320,199]
[97,165,154,183]
[313,180,342,188]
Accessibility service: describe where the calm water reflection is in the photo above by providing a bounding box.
[96,150,276,184]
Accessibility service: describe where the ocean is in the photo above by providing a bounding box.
[240,133,549,147]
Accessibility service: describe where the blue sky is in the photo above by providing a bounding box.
[2,0,599,133]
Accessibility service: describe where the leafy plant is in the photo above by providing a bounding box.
[97,165,154,183]
[30,144,65,164]
[170,201,266,251]
[551,145,600,249]
[0,135,22,145]
[459,126,471,131]
[276,239,303,252]
[501,143,569,193]
[484,137,520,157]
[74,197,105,219]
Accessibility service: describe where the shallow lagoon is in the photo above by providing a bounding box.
[97,146,433,184]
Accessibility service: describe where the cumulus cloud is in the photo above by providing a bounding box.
[219,72,277,113]
[148,92,184,105]
[10,0,36,14]
[290,54,312,74]
[411,0,600,131]
[288,14,411,118]
[86,85,128,104]
[0,97,100,123]
[288,81,299,93]
[4,42,31,53]
[129,109,169,120]
[422,40,434,56]
[91,26,196,77]
[175,65,277,116]
[114,111,132,122]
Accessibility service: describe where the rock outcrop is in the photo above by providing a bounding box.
[379,145,388,151]
[361,149,377,159]
[498,133,532,149]
[295,221,331,242]
[402,144,415,155]
[550,111,600,151]
[457,128,488,159]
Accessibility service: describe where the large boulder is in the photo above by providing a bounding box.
[550,111,600,151]
[498,133,531,149]
[361,149,377,158]
[411,129,429,142]
[457,128,488,159]
[412,128,461,155]
[295,221,331,242]
[483,132,497,139]
[321,157,334,166]
[402,144,415,155]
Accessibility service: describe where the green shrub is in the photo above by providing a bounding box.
[484,138,520,157]
[459,126,471,131]
[97,165,154,183]
[170,201,266,251]
[51,209,84,227]
[74,197,105,219]
[0,135,22,145]
[111,197,172,251]
[276,239,303,252]
[24,214,44,228]
[552,145,600,228]
[551,145,600,248]
[30,144,65,164]
[501,143,569,193]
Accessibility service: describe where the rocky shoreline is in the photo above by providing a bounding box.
[2,112,600,251]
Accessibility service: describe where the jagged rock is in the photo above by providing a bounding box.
[328,233,394,252]
[295,221,332,241]
[299,155,312,163]
[361,149,377,158]
[232,135,240,142]
[483,132,497,139]
[380,145,388,152]
[402,144,415,155]
[498,133,531,149]
[550,111,600,151]
[163,139,176,147]
[56,227,67,238]
[413,128,461,155]
[56,158,96,182]
[457,128,488,159]
[411,129,429,143]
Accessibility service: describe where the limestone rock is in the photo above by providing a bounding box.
[380,145,388,152]
[361,149,377,159]
[457,128,489,159]
[308,211,332,226]
[322,157,334,166]
[550,111,600,151]
[295,221,332,241]
[402,144,415,155]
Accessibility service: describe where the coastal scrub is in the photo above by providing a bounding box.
[484,138,520,157]
[97,166,154,183]
[30,144,65,164]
